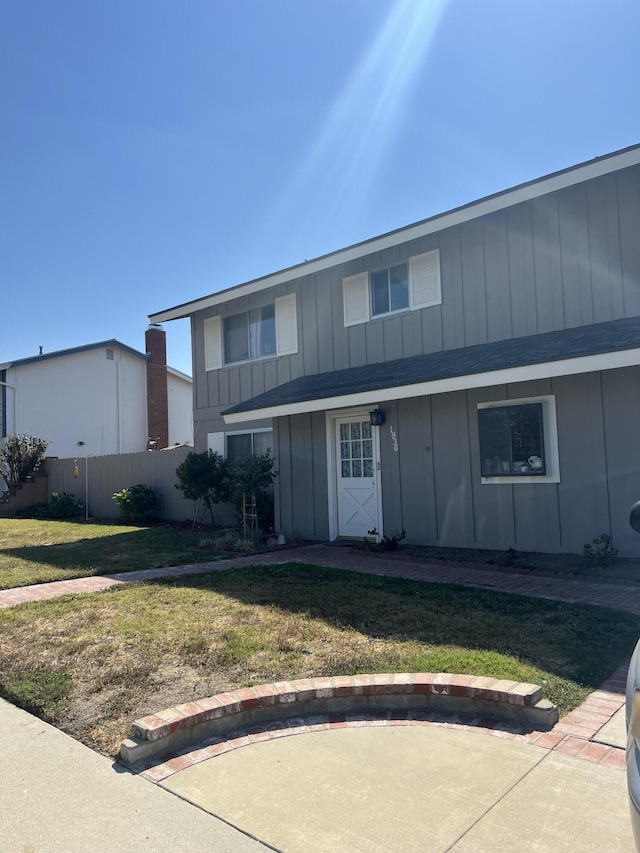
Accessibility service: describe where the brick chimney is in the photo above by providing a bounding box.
[145,324,169,449]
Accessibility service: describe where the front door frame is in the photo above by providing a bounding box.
[326,407,383,542]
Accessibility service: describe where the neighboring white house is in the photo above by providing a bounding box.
[0,327,193,459]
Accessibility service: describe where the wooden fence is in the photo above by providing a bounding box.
[46,447,197,522]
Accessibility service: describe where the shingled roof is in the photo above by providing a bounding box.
[222,315,640,420]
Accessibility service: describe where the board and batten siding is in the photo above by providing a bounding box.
[269,367,640,555]
[191,163,640,478]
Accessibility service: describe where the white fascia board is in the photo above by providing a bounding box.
[167,366,193,383]
[151,146,640,324]
[222,346,640,424]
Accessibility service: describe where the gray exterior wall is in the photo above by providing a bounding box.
[274,368,640,557]
[184,160,640,556]
[191,163,640,449]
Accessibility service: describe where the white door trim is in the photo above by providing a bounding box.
[326,408,383,542]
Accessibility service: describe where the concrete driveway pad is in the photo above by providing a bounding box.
[162,726,549,853]
[451,749,634,853]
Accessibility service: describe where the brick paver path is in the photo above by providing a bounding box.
[3,543,640,613]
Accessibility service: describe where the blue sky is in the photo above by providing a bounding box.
[2,0,639,377]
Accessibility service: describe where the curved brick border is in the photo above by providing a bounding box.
[120,673,557,768]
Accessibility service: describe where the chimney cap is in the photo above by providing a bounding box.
[146,323,163,331]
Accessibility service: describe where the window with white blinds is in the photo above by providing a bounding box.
[205,294,297,370]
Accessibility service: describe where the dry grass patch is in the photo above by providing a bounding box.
[0,518,223,588]
[0,562,637,758]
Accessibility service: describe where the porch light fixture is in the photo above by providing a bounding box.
[369,408,385,427]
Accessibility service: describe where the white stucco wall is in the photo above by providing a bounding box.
[167,368,193,446]
[3,346,148,458]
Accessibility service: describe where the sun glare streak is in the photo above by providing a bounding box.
[263,0,450,258]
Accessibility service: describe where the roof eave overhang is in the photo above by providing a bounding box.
[151,145,640,324]
[222,347,640,424]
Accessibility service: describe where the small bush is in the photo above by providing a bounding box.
[215,533,257,554]
[14,503,51,519]
[49,492,84,519]
[175,451,230,528]
[583,534,618,567]
[112,484,161,522]
[378,529,406,551]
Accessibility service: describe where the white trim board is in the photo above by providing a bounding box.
[222,346,640,424]
[150,145,640,324]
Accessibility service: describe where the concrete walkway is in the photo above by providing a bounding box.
[0,697,268,852]
[2,544,639,850]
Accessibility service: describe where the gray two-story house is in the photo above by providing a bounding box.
[150,143,640,556]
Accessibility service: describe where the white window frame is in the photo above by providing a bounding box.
[370,262,410,318]
[215,295,297,369]
[207,429,273,459]
[342,249,441,327]
[225,428,273,459]
[478,395,560,484]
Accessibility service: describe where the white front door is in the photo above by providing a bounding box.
[335,415,380,538]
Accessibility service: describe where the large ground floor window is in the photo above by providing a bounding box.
[226,429,272,462]
[477,395,559,484]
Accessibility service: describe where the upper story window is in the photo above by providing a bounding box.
[477,395,560,484]
[371,264,409,317]
[343,249,441,327]
[224,305,276,364]
[205,293,297,371]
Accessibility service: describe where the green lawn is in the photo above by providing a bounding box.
[0,562,637,758]
[0,518,219,588]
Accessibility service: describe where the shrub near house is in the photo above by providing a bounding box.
[0,435,48,495]
[112,484,161,522]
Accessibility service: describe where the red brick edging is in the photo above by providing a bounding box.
[120,672,557,768]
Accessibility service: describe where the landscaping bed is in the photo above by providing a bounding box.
[0,562,637,759]
[360,543,640,586]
